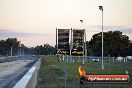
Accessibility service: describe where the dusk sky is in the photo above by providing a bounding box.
[0,0,132,47]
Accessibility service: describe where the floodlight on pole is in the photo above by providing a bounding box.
[99,6,104,69]
[80,20,86,64]
[80,20,83,23]
[80,20,87,59]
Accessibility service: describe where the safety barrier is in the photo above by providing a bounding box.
[13,58,41,88]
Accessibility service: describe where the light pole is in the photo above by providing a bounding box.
[80,20,87,64]
[99,6,104,69]
[80,20,84,64]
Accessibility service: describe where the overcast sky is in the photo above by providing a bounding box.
[0,0,132,47]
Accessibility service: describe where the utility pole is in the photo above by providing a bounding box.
[11,46,12,56]
[18,48,19,56]
[23,48,24,56]
[20,47,21,56]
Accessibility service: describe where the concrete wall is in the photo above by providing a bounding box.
[13,58,41,88]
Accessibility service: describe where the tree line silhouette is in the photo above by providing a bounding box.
[0,31,132,56]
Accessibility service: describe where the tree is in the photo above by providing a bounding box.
[35,43,55,55]
[0,38,20,56]
[0,38,55,56]
[6,38,20,56]
[87,31,130,57]
[0,40,7,55]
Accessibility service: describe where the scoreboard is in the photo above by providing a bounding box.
[58,29,70,49]
[56,29,70,55]
[56,28,85,56]
[72,30,84,56]
[73,30,84,50]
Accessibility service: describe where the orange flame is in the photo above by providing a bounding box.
[79,65,86,76]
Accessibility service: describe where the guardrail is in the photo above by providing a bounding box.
[13,58,41,88]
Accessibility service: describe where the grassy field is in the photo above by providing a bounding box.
[38,55,132,88]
